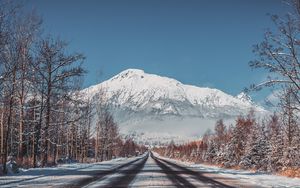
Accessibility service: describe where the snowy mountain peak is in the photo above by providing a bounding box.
[111,69,145,80]
[236,92,253,104]
[83,69,266,118]
[108,68,182,87]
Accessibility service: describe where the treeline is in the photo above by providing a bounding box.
[92,97,147,163]
[155,110,300,177]
[0,2,145,174]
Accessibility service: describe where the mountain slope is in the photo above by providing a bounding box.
[82,69,266,144]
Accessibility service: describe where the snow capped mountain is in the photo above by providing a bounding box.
[82,69,267,144]
[83,69,265,118]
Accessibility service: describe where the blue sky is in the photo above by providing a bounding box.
[25,0,290,103]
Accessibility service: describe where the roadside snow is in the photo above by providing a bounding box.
[191,164,300,188]
[153,152,300,188]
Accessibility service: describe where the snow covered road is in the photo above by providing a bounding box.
[1,152,299,187]
[80,152,242,187]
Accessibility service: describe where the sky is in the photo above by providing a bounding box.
[25,0,291,104]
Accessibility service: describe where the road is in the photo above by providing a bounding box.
[72,152,256,188]
[0,152,261,188]
[1,152,297,187]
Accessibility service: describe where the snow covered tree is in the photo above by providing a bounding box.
[223,111,255,167]
[267,114,285,172]
[205,139,217,163]
[248,0,300,175]
[279,87,300,169]
[165,140,176,158]
[240,122,270,171]
[214,119,226,150]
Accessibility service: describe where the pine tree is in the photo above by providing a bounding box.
[240,123,270,171]
[267,114,284,172]
[205,140,217,163]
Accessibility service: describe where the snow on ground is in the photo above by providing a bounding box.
[153,152,300,188]
[2,152,299,188]
[0,155,146,188]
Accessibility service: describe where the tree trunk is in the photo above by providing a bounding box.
[0,110,4,160]
[3,67,16,174]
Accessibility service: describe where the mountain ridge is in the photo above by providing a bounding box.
[83,69,265,117]
[81,69,267,144]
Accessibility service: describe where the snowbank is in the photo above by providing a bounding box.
[153,152,300,188]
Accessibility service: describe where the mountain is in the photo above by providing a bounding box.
[82,69,266,144]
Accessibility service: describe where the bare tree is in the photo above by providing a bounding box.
[14,11,41,162]
[34,37,85,166]
[249,1,300,113]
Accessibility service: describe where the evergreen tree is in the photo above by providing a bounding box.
[267,114,285,172]
[240,123,270,171]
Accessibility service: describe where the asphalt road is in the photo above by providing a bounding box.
[76,152,249,188]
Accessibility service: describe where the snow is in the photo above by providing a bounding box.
[153,152,300,188]
[82,68,266,115]
[80,68,268,143]
[236,92,253,104]
[0,155,146,188]
[192,165,300,188]
[2,152,298,187]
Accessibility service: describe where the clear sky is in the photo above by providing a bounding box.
[25,0,291,103]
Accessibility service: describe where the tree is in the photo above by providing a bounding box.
[240,122,270,171]
[214,119,227,150]
[0,2,42,172]
[94,91,120,162]
[34,37,85,166]
[249,2,300,112]
[225,111,255,167]
[0,1,143,173]
[268,117,285,171]
[13,11,42,163]
[248,0,300,174]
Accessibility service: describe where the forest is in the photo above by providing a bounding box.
[155,1,300,178]
[155,111,300,177]
[0,1,145,174]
